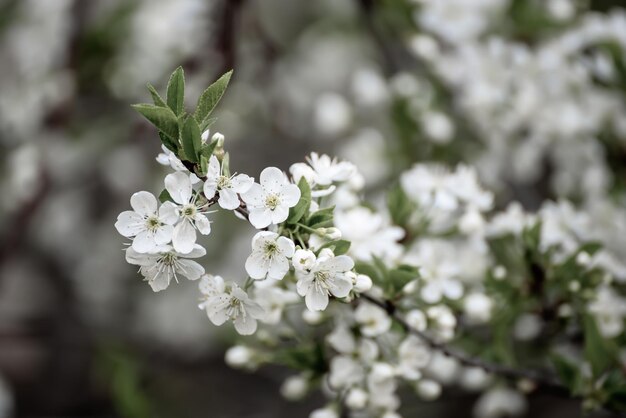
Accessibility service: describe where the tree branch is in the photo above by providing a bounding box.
[359,293,570,396]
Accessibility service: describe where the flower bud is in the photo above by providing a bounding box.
[225,345,254,369]
[212,132,225,146]
[345,388,368,409]
[405,309,427,331]
[354,274,373,293]
[302,309,324,325]
[416,379,441,401]
[321,227,342,240]
[293,249,316,271]
[310,407,338,418]
[280,375,308,401]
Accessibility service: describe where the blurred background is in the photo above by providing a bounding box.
[0,0,625,416]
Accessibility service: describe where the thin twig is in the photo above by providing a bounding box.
[359,293,570,396]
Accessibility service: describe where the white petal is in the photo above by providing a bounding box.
[208,155,221,178]
[323,255,354,272]
[296,275,313,296]
[207,295,230,325]
[203,180,218,200]
[115,211,145,237]
[260,167,286,194]
[154,225,173,245]
[245,252,269,279]
[328,276,352,298]
[132,231,157,253]
[241,183,263,207]
[270,205,289,224]
[249,208,272,229]
[148,270,171,292]
[421,283,442,304]
[276,237,295,257]
[185,244,207,258]
[443,280,463,300]
[130,191,157,216]
[173,220,196,254]
[305,288,329,311]
[194,214,212,235]
[281,183,301,207]
[231,174,254,193]
[268,256,289,280]
[158,202,179,225]
[176,259,205,280]
[218,188,240,210]
[125,247,158,266]
[165,172,192,205]
[234,316,258,335]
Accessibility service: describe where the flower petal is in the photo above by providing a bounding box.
[305,287,329,311]
[148,270,171,292]
[203,180,218,200]
[218,188,240,210]
[270,205,289,224]
[260,167,286,194]
[268,256,289,280]
[176,259,205,280]
[276,237,295,257]
[130,191,157,216]
[154,225,173,245]
[281,183,301,207]
[329,276,352,298]
[132,231,157,253]
[194,214,212,235]
[241,183,263,207]
[173,220,196,254]
[208,155,221,179]
[159,202,179,225]
[165,172,192,205]
[234,316,258,335]
[115,211,145,237]
[245,252,269,279]
[231,174,254,194]
[249,208,272,229]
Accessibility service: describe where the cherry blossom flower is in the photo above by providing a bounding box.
[202,277,264,335]
[125,244,205,292]
[203,155,254,210]
[164,171,212,253]
[115,191,178,253]
[296,249,354,311]
[241,167,301,229]
[245,231,295,280]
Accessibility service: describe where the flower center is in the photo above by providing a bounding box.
[160,252,177,266]
[313,270,332,295]
[264,242,279,258]
[226,297,245,319]
[182,204,196,218]
[265,194,281,210]
[217,175,231,190]
[146,216,161,232]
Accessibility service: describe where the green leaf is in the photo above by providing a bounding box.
[288,178,311,224]
[158,131,178,153]
[146,83,167,107]
[318,240,351,256]
[199,155,209,177]
[132,103,179,140]
[551,354,582,394]
[200,139,218,160]
[387,184,414,226]
[166,66,185,115]
[158,189,173,203]
[355,261,384,286]
[389,265,419,294]
[199,117,218,133]
[307,206,335,229]
[181,116,202,163]
[583,314,618,377]
[194,70,232,124]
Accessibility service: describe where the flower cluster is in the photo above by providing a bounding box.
[117,67,626,418]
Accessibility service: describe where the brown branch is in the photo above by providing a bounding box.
[359,293,570,396]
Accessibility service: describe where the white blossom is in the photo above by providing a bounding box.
[203,155,254,210]
[245,231,295,280]
[164,171,212,253]
[115,191,177,253]
[241,167,301,229]
[296,250,354,311]
[125,244,205,292]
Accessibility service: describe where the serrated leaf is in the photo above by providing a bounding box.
[307,206,335,229]
[146,83,167,107]
[288,178,311,224]
[132,104,179,140]
[158,189,173,203]
[181,116,202,163]
[158,131,178,153]
[199,116,218,133]
[194,70,232,123]
[166,66,185,115]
